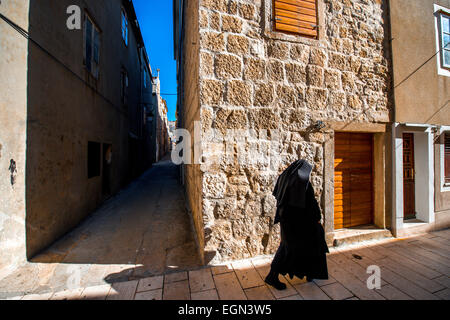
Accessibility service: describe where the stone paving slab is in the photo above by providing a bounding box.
[189,268,215,293]
[191,289,219,300]
[4,229,450,301]
[163,280,190,300]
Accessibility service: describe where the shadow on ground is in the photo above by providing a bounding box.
[0,160,202,298]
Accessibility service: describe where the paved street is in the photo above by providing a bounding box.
[1,158,449,301]
[0,159,202,299]
[5,229,450,300]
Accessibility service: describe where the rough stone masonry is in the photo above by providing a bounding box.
[194,0,391,264]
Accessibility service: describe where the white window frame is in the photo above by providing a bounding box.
[121,9,129,47]
[84,14,100,78]
[434,4,450,77]
[439,126,450,192]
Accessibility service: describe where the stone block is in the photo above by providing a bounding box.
[341,72,356,92]
[248,109,280,130]
[200,10,208,29]
[201,80,223,105]
[204,173,227,199]
[309,48,328,67]
[226,80,252,106]
[215,54,242,79]
[244,58,266,81]
[201,32,225,52]
[254,84,274,107]
[268,41,289,60]
[210,11,221,31]
[329,52,348,71]
[306,88,328,110]
[285,63,307,84]
[227,34,249,55]
[213,108,248,133]
[200,0,227,12]
[307,65,324,87]
[222,15,242,33]
[324,69,342,90]
[290,44,310,64]
[267,59,284,81]
[200,51,214,76]
[238,3,256,21]
[276,85,297,107]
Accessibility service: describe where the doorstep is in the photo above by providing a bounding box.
[331,225,393,247]
[394,219,433,238]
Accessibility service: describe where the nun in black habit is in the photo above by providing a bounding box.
[265,160,329,290]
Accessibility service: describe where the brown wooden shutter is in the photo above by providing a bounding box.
[273,0,319,38]
[445,133,450,183]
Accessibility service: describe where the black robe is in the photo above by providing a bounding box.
[270,160,329,280]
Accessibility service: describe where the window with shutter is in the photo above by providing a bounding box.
[273,0,319,38]
[445,133,450,184]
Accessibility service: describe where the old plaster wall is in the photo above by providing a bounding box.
[0,0,30,278]
[390,0,450,227]
[390,0,449,125]
[25,0,141,258]
[195,0,392,263]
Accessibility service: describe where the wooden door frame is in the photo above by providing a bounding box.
[333,132,375,229]
[402,133,416,220]
[324,129,387,240]
[391,124,435,237]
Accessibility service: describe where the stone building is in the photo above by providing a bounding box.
[169,121,178,150]
[151,71,171,161]
[0,0,155,276]
[174,0,395,264]
[389,0,450,237]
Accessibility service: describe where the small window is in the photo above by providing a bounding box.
[445,133,450,184]
[85,15,100,77]
[88,142,101,179]
[273,0,319,39]
[121,69,129,104]
[143,68,147,88]
[440,12,450,69]
[121,9,129,46]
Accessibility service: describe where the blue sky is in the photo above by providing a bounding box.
[133,0,177,121]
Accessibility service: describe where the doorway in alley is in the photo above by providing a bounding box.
[334,133,374,229]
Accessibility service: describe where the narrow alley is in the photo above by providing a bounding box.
[0,159,201,299]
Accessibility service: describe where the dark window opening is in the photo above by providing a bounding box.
[103,144,113,195]
[121,69,129,105]
[85,15,101,77]
[88,141,101,179]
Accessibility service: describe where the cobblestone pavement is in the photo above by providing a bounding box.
[0,159,202,299]
[4,229,450,300]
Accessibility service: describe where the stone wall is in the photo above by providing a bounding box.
[194,0,392,263]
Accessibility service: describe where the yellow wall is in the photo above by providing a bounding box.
[390,0,450,125]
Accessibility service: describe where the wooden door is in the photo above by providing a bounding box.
[334,133,374,229]
[403,133,416,220]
